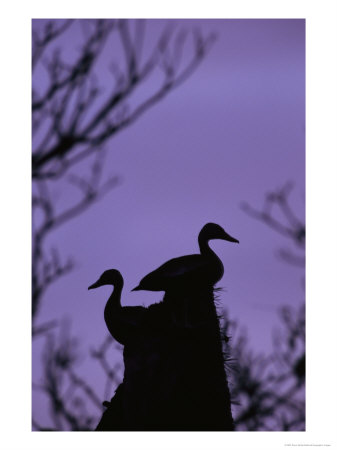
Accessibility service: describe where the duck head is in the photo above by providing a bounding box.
[199,223,239,243]
[88,269,124,290]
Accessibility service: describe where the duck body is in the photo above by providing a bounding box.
[132,223,239,292]
[132,253,222,292]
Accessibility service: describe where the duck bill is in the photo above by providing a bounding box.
[223,232,239,244]
[88,280,101,290]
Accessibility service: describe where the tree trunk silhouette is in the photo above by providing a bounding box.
[96,285,234,431]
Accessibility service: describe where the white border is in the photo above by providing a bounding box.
[1,0,336,449]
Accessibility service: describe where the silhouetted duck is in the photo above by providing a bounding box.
[132,223,239,292]
[88,269,146,345]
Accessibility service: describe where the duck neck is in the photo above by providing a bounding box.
[104,280,124,337]
[198,235,216,258]
[198,232,224,285]
[105,280,124,313]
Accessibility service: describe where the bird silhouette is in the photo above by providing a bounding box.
[88,269,152,430]
[88,269,146,346]
[132,223,239,292]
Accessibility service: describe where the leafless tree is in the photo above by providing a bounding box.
[32,19,216,328]
[33,322,123,430]
[224,302,305,431]
[241,182,305,267]
[226,183,305,430]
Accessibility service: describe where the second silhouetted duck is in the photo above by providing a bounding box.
[132,223,239,292]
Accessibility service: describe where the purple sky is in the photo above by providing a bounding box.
[32,19,305,427]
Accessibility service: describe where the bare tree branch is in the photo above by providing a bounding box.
[241,182,305,248]
[226,303,305,431]
[32,319,58,337]
[32,20,216,178]
[34,322,123,431]
[32,19,74,70]
[241,182,305,270]
[32,19,215,323]
[235,184,305,430]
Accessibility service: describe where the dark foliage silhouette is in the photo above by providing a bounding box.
[222,302,305,431]
[88,222,238,431]
[34,300,304,431]
[33,320,104,431]
[33,184,304,431]
[228,183,305,430]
